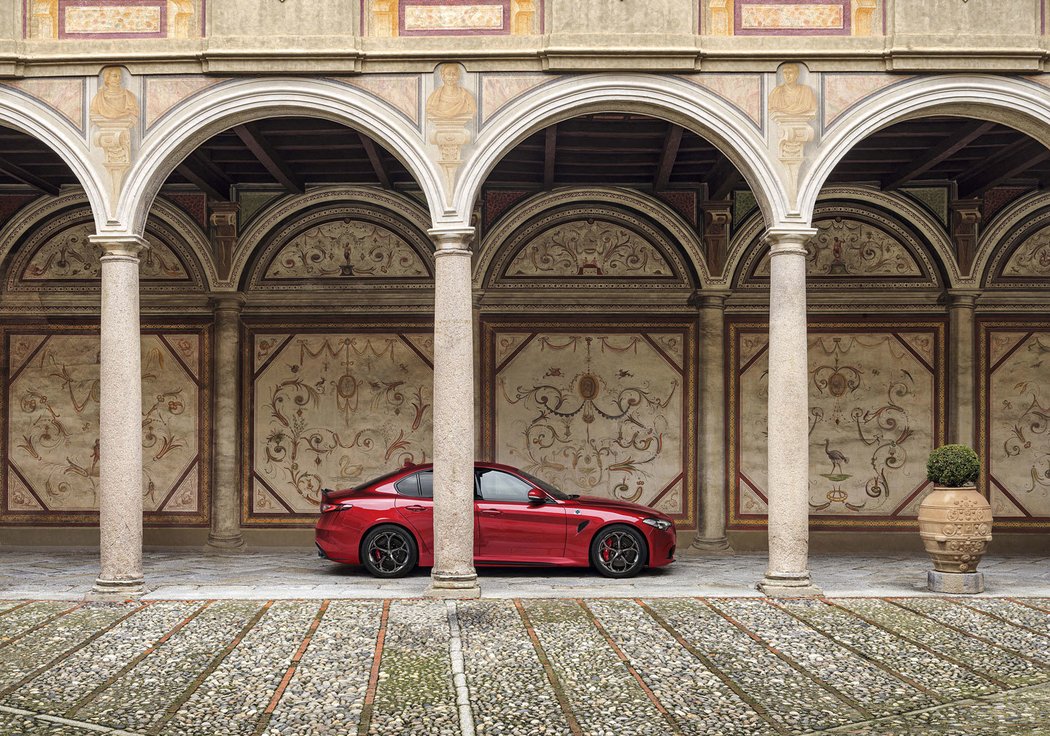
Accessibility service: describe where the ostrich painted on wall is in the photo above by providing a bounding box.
[824,438,849,477]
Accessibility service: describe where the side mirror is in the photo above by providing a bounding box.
[527,488,547,504]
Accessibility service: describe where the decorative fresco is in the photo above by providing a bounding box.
[0,78,86,132]
[144,76,225,128]
[2,325,209,525]
[740,211,937,289]
[24,0,204,39]
[482,321,698,528]
[998,225,1050,281]
[707,0,879,36]
[978,322,1050,527]
[246,327,434,524]
[362,0,541,36]
[729,320,945,529]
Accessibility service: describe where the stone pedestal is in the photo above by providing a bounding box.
[208,296,245,551]
[758,228,822,598]
[691,291,733,555]
[928,570,984,594]
[92,235,149,597]
[427,229,480,599]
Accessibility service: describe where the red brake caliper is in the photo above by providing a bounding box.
[601,537,613,562]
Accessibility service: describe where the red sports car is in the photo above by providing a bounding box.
[315,462,676,579]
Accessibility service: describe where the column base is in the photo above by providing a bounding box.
[688,536,734,556]
[205,534,246,553]
[90,576,145,599]
[427,571,480,599]
[757,571,823,598]
[928,570,984,594]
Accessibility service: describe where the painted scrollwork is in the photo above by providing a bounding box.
[19,222,187,282]
[756,218,921,278]
[1002,227,1050,278]
[505,219,673,278]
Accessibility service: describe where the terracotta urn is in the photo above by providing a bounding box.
[918,485,993,573]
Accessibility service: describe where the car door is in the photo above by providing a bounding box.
[394,471,434,555]
[474,468,567,563]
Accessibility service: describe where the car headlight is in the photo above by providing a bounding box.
[642,518,672,531]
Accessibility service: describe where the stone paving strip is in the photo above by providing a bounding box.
[833,598,1047,688]
[3,601,202,715]
[159,600,319,736]
[780,599,1003,702]
[589,599,775,736]
[0,601,28,616]
[0,603,141,693]
[521,599,668,736]
[259,600,382,736]
[76,600,265,733]
[891,598,1050,665]
[367,600,458,736]
[965,597,1050,633]
[707,598,935,718]
[648,599,864,734]
[456,600,570,735]
[0,600,78,645]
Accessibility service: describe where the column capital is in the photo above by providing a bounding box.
[762,227,817,256]
[210,293,247,312]
[947,288,981,309]
[429,227,475,255]
[688,289,731,310]
[90,234,150,259]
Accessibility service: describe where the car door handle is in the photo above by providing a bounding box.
[479,509,502,516]
[405,505,428,513]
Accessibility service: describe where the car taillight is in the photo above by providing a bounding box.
[320,501,352,513]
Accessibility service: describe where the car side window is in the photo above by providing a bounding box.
[394,476,419,496]
[476,469,532,503]
[417,471,434,499]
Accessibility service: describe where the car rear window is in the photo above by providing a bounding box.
[395,476,419,496]
[394,470,433,498]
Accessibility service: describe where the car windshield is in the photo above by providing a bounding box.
[516,469,576,500]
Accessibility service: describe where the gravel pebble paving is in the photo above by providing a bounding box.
[457,600,569,736]
[591,599,773,736]
[834,598,1046,687]
[962,598,1050,632]
[708,598,934,717]
[890,598,1050,665]
[0,711,108,735]
[3,601,201,714]
[0,603,139,692]
[0,601,28,615]
[77,600,264,732]
[524,599,666,736]
[261,600,382,736]
[161,600,319,736]
[370,600,457,736]
[648,598,863,734]
[0,601,77,644]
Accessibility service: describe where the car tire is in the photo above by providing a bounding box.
[590,525,648,578]
[361,524,418,578]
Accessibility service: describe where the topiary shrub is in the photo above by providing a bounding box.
[926,444,980,487]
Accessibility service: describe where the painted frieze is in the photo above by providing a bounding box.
[707,0,879,36]
[25,0,204,40]
[730,320,945,529]
[3,325,209,525]
[363,0,542,36]
[483,321,698,527]
[998,224,1050,282]
[979,322,1050,527]
[246,327,434,524]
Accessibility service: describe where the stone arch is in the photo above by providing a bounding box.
[456,74,791,229]
[232,186,434,292]
[116,78,447,238]
[475,187,709,290]
[728,185,953,289]
[976,190,1050,288]
[800,75,1050,223]
[0,86,109,228]
[0,191,212,293]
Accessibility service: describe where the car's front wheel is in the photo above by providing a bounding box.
[590,525,647,578]
[361,524,418,578]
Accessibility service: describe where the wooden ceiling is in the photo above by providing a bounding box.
[0,114,1048,204]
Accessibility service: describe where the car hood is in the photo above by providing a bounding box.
[572,494,671,520]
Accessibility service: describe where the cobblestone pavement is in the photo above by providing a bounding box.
[0,597,1047,735]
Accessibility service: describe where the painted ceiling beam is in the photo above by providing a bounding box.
[882,120,996,190]
[543,125,558,190]
[177,151,232,202]
[654,124,683,191]
[957,138,1050,199]
[0,154,60,196]
[233,123,305,194]
[357,133,391,189]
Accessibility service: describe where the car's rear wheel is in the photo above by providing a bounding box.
[361,525,418,578]
[590,525,647,578]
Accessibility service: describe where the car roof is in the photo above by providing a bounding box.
[401,461,525,474]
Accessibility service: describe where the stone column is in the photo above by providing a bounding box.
[758,227,822,598]
[208,295,245,550]
[427,228,480,598]
[92,235,148,596]
[948,289,979,447]
[691,290,733,554]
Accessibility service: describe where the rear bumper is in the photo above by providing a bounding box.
[315,513,362,565]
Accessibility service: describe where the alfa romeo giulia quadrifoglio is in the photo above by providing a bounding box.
[315,462,676,578]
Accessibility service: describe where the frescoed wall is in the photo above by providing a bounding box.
[244,325,434,525]
[482,320,698,528]
[362,0,542,36]
[706,0,880,36]
[24,0,205,40]
[978,321,1050,528]
[729,320,945,529]
[2,324,210,525]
